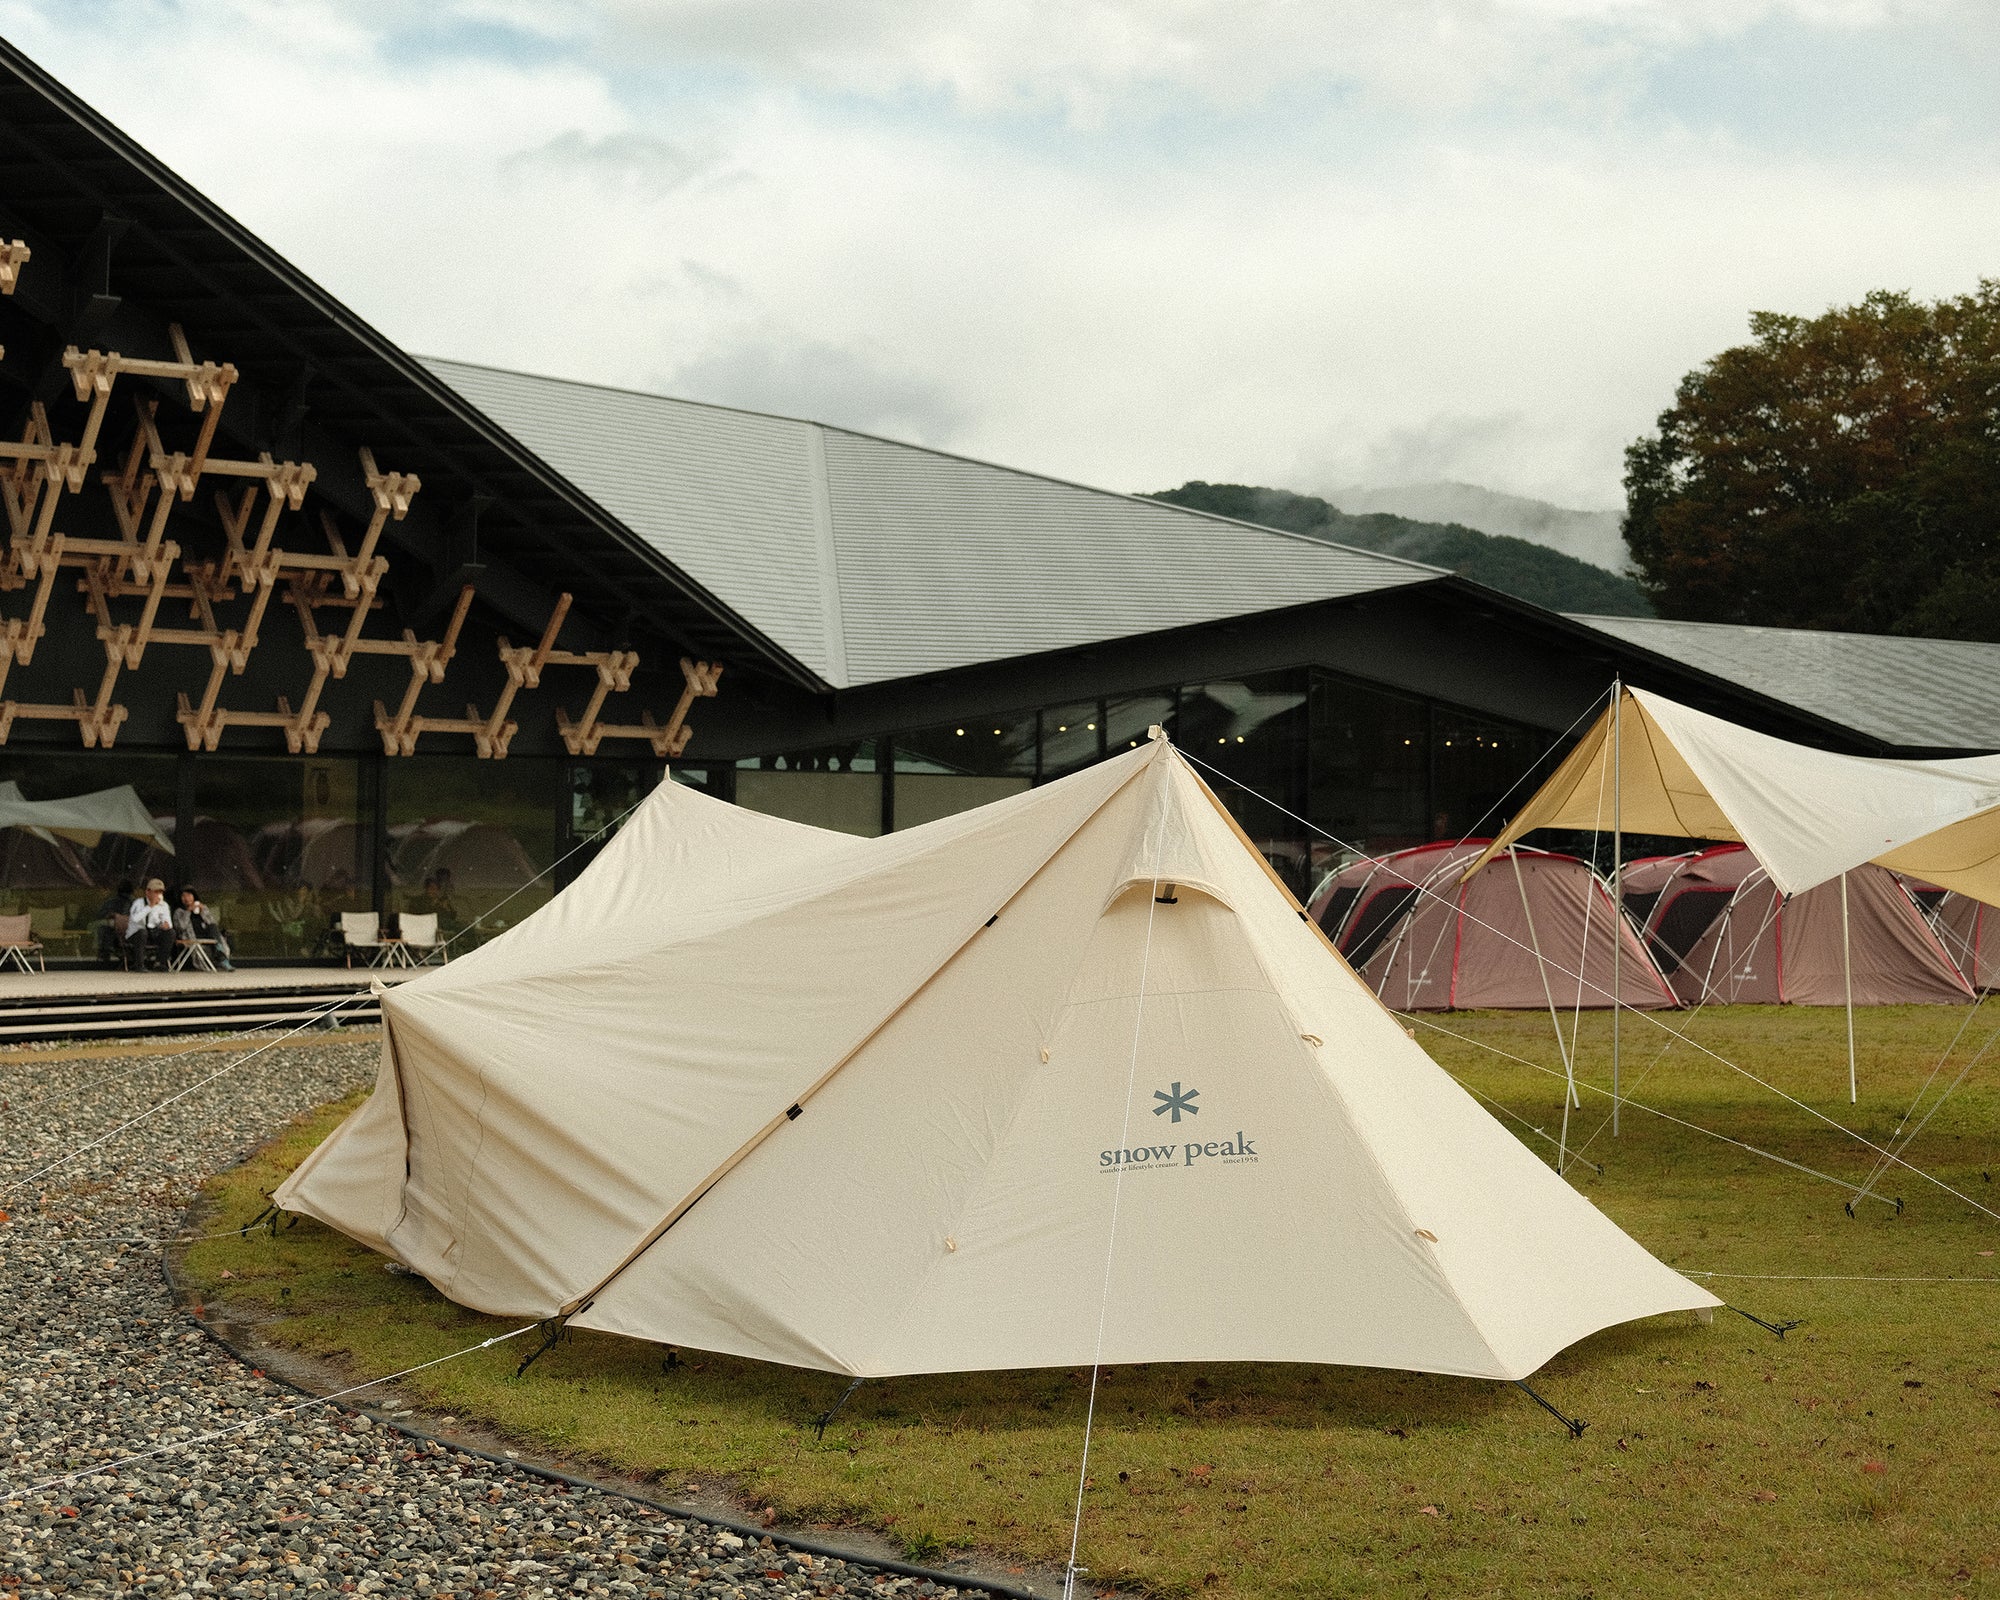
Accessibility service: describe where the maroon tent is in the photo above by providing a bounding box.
[1634,845,1972,1006]
[1311,839,1676,1011]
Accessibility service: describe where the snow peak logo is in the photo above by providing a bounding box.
[1100,1084,1259,1172]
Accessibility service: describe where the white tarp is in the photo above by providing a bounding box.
[279,735,1715,1384]
[1467,688,2000,901]
[0,781,174,854]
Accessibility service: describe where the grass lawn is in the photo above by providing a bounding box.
[184,1005,2000,1599]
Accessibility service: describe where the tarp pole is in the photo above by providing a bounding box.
[1842,871,1856,1104]
[1612,680,1622,1138]
[1509,845,1578,1171]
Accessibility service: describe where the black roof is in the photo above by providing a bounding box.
[0,36,819,691]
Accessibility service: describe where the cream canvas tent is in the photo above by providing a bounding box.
[279,735,1716,1384]
[1632,847,1972,1007]
[1314,841,1676,1011]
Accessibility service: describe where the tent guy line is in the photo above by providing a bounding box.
[0,1324,537,1502]
[0,987,377,1199]
[1567,891,1794,1166]
[1847,1019,2000,1216]
[1685,1272,2000,1285]
[1,982,376,1127]
[1062,789,1167,1600]
[1180,749,2000,1226]
[1399,1011,1897,1208]
[1853,990,1993,1204]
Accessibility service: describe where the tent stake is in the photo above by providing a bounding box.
[1841,871,1857,1104]
[1727,1304,1802,1340]
[514,1313,576,1378]
[1512,1379,1586,1439]
[812,1376,866,1442]
[1611,679,1623,1138]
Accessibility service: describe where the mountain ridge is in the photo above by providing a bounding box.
[1145,481,1653,618]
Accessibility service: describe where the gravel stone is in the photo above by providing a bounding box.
[0,1036,981,1598]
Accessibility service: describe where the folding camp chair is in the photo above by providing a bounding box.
[394,911,446,966]
[339,911,385,968]
[0,912,44,973]
[171,934,220,972]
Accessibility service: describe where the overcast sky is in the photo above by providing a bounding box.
[5,1,1997,510]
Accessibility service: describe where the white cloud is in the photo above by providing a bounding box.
[2,0,1995,516]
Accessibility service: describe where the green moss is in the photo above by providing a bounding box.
[185,1006,2000,1598]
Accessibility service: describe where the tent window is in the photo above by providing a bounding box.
[1317,884,1361,941]
[1342,886,1419,967]
[1650,888,1734,971]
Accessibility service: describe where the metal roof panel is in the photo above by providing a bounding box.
[1569,614,2000,751]
[422,359,1441,689]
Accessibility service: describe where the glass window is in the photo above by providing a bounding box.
[1431,709,1539,843]
[891,713,1035,829]
[736,741,883,837]
[189,756,373,962]
[1040,700,1109,779]
[0,752,178,963]
[1101,693,1172,763]
[1308,673,1430,868]
[1175,673,1311,893]
[386,756,558,948]
[560,761,662,889]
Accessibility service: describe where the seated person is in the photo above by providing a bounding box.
[124,878,174,971]
[173,886,235,971]
[95,878,134,967]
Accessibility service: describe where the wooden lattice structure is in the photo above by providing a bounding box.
[378,591,722,760]
[0,249,719,759]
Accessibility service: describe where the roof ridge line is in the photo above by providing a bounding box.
[417,355,1448,580]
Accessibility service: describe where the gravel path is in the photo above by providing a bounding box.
[0,1033,985,1598]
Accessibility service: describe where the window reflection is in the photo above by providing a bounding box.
[1174,674,1310,892]
[736,742,883,836]
[386,757,557,948]
[0,754,178,963]
[191,758,372,960]
[892,714,1035,829]
[1308,673,1430,865]
[1041,700,1109,776]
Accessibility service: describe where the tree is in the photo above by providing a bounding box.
[1623,282,2000,638]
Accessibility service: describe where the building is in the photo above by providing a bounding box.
[2,39,1994,964]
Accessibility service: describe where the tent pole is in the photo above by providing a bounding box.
[1510,846,1577,1171]
[1842,871,1856,1104]
[1612,680,1622,1138]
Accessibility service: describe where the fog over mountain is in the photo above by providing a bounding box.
[1328,483,1627,573]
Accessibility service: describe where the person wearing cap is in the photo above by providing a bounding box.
[125,877,174,971]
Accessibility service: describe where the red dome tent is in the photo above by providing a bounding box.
[1630,845,1972,1007]
[1311,840,1676,1012]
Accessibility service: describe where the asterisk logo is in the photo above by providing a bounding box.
[1152,1082,1200,1123]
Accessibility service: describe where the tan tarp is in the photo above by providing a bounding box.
[1638,847,1972,1006]
[279,737,1715,1383]
[1347,842,1676,1012]
[1465,688,2000,903]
